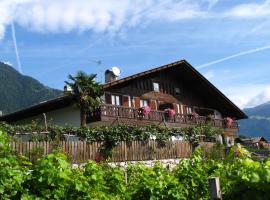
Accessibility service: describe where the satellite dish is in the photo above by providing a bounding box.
[111,66,121,77]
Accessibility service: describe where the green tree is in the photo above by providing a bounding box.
[65,71,103,127]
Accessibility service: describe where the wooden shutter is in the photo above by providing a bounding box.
[122,96,129,107]
[134,97,140,108]
[173,103,179,113]
[150,100,157,110]
[183,105,188,115]
[105,93,111,104]
[118,95,123,106]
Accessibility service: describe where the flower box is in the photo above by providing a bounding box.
[138,106,151,119]
[164,108,176,120]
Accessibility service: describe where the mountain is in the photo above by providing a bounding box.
[239,102,270,140]
[0,62,62,114]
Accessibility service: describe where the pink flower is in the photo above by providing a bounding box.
[170,109,176,116]
[192,112,199,118]
[143,106,151,115]
[164,108,176,117]
[225,117,233,127]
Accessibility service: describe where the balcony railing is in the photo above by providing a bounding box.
[88,104,238,129]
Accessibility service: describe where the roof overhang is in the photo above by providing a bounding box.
[0,95,75,123]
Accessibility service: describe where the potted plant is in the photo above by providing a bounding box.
[191,111,199,121]
[138,105,151,119]
[225,117,233,128]
[164,108,176,120]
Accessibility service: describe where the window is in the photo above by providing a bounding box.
[111,95,121,106]
[140,99,148,107]
[214,110,222,119]
[175,87,181,95]
[122,95,132,107]
[153,82,160,92]
[187,107,193,114]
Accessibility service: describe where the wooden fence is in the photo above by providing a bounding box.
[11,140,193,163]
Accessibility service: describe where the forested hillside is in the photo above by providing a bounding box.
[0,62,62,114]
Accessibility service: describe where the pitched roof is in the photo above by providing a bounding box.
[0,59,247,122]
[237,137,268,144]
[0,96,75,122]
[103,60,186,89]
[104,59,247,119]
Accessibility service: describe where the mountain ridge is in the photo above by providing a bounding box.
[239,101,270,140]
[0,62,62,115]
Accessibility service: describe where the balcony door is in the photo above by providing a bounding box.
[109,94,120,117]
[111,95,121,106]
[140,99,149,107]
[122,95,131,107]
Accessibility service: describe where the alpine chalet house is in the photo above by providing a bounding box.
[0,60,247,138]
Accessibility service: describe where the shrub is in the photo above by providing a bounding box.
[26,152,73,199]
[173,150,210,200]
[127,162,182,200]
[202,142,226,161]
[0,128,27,199]
[214,146,270,200]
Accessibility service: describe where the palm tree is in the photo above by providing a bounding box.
[65,71,103,127]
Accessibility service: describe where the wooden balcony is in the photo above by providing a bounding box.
[88,104,238,135]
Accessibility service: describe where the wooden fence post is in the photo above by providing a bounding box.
[208,177,222,200]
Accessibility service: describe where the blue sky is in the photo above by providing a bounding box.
[1,0,270,108]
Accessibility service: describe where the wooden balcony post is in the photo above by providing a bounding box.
[134,109,138,120]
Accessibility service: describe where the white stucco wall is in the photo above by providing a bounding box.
[15,105,81,127]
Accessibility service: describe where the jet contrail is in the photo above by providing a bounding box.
[11,22,22,74]
[197,44,270,69]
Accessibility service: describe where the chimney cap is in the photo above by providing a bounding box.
[105,66,121,83]
[111,66,121,77]
[64,84,73,93]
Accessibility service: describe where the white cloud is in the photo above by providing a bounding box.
[1,0,270,40]
[205,0,219,10]
[0,0,214,40]
[226,0,270,18]
[146,0,205,21]
[204,70,214,79]
[3,61,12,66]
[245,87,270,108]
[221,84,270,109]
